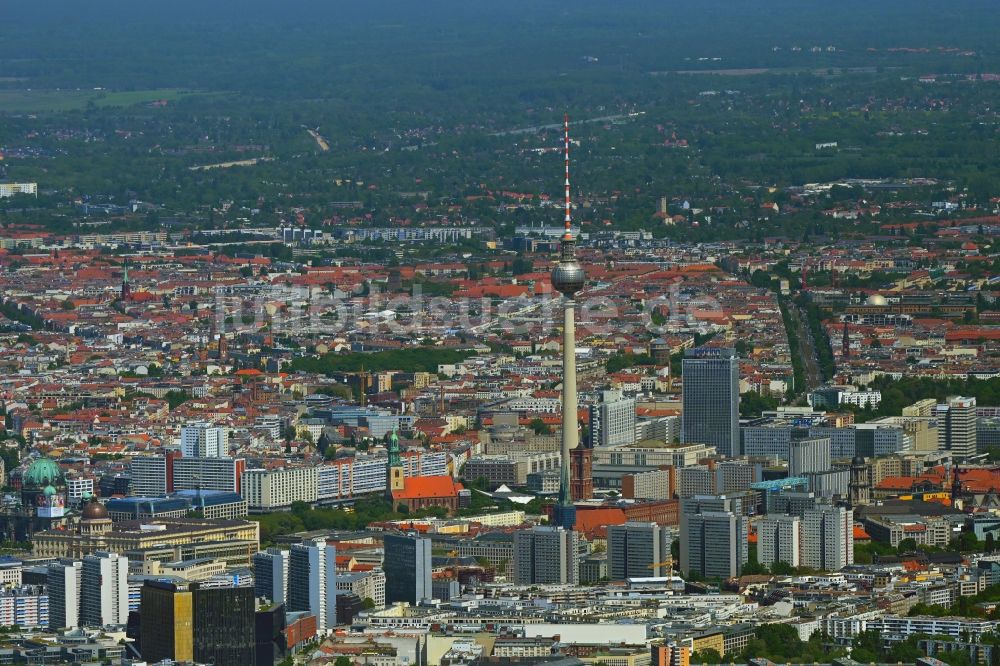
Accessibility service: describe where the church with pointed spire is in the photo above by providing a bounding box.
[120,258,132,301]
[386,429,464,515]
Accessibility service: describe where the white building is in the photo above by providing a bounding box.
[173,457,244,493]
[65,476,96,504]
[589,390,636,448]
[789,437,832,476]
[288,538,337,632]
[757,514,801,568]
[46,560,82,630]
[0,183,37,198]
[337,570,386,609]
[802,506,854,571]
[241,466,319,512]
[180,422,229,458]
[81,552,129,627]
[0,586,48,628]
[838,391,882,409]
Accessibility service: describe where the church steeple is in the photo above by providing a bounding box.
[387,428,405,497]
[121,258,132,301]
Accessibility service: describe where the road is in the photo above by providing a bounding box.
[788,301,823,392]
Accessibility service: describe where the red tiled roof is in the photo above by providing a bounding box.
[391,475,464,500]
[573,507,626,533]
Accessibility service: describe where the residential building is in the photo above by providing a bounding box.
[679,495,747,578]
[513,526,580,585]
[937,396,977,460]
[757,514,801,568]
[47,560,82,630]
[173,457,246,494]
[802,506,854,571]
[80,551,129,627]
[590,390,637,448]
[607,522,672,580]
[181,422,229,458]
[288,538,337,632]
[241,467,319,512]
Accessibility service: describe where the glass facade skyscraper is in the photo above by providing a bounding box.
[384,533,432,605]
[682,347,740,458]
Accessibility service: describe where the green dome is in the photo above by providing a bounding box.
[43,485,57,497]
[24,458,62,488]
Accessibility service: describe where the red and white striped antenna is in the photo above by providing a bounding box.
[563,113,573,240]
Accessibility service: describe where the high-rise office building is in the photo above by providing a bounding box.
[937,396,977,460]
[589,390,636,448]
[383,532,432,605]
[607,522,672,580]
[679,495,747,579]
[47,559,82,630]
[789,437,832,476]
[513,526,580,585]
[81,551,129,627]
[181,422,229,458]
[140,581,254,666]
[682,348,740,457]
[757,514,801,568]
[288,538,337,632]
[140,581,193,664]
[802,506,854,571]
[253,547,289,605]
[192,586,256,666]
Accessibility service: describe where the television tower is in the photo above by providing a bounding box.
[550,114,585,531]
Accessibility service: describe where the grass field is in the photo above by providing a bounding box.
[0,88,197,113]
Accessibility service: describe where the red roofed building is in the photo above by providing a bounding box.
[391,475,464,515]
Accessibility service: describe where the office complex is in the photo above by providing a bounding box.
[607,522,672,580]
[192,586,256,666]
[253,547,289,605]
[757,514,801,568]
[682,348,740,457]
[140,581,254,666]
[80,551,129,627]
[288,538,337,632]
[589,390,636,448]
[180,422,229,458]
[802,506,854,571]
[514,526,580,585]
[384,532,433,605]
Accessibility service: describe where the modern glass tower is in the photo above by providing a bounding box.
[550,114,585,531]
[681,347,740,458]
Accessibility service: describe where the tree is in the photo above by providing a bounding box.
[335,657,353,666]
[692,649,722,664]
[528,418,552,436]
[897,537,918,553]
